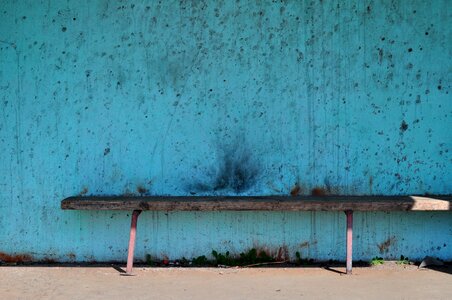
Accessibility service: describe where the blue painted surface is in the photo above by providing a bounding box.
[0,1,451,262]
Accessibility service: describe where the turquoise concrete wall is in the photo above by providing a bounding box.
[0,0,451,262]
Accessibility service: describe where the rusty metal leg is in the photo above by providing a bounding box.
[345,210,353,275]
[124,210,142,275]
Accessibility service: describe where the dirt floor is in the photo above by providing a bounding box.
[0,264,451,300]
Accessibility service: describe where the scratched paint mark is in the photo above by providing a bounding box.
[378,236,397,253]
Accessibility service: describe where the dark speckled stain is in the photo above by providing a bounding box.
[42,257,57,263]
[103,147,110,155]
[136,185,148,194]
[400,120,408,132]
[67,253,76,261]
[212,153,258,193]
[190,141,260,194]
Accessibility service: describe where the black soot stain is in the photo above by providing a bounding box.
[190,141,260,194]
[400,120,408,132]
[212,152,259,193]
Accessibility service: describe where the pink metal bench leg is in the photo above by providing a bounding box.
[124,210,142,275]
[345,210,353,274]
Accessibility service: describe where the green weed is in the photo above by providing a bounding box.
[396,255,410,265]
[212,250,233,266]
[294,251,314,265]
[145,254,153,266]
[370,256,384,266]
[211,248,275,266]
[192,255,208,266]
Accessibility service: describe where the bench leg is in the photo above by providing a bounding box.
[345,210,353,274]
[125,210,142,275]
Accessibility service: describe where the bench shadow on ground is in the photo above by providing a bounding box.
[420,265,452,275]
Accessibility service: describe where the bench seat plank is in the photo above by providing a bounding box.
[61,195,451,211]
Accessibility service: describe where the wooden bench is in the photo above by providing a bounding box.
[61,195,451,275]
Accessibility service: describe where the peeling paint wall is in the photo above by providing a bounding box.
[0,0,451,262]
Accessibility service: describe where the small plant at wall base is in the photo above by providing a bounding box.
[143,249,323,267]
[295,251,302,264]
[294,251,314,265]
[179,257,190,266]
[192,255,208,266]
[211,248,275,266]
[396,255,410,265]
[370,257,384,266]
[145,254,153,266]
[212,250,233,266]
[239,248,274,265]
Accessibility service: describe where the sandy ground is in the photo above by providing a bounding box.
[0,265,451,300]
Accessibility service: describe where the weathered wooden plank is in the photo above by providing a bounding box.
[61,196,452,211]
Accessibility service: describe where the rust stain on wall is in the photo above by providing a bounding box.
[0,252,33,263]
[290,183,301,196]
[276,245,290,261]
[311,187,327,196]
